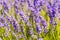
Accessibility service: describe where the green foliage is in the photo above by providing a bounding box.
[0,27,5,37]
[19,38,25,40]
[10,24,14,32]
[3,36,10,40]
[43,28,57,40]
[25,25,31,40]
[14,13,17,20]
[8,32,16,40]
[56,20,60,40]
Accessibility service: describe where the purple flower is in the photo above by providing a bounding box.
[34,0,37,6]
[0,18,5,23]
[0,16,7,27]
[19,13,23,17]
[28,7,35,12]
[21,0,25,2]
[58,5,60,12]
[6,16,18,30]
[0,0,3,4]
[48,10,55,18]
[38,38,43,40]
[0,23,4,27]
[19,10,29,23]
[12,20,17,30]
[41,20,47,28]
[35,19,40,23]
[27,0,34,7]
[44,29,48,33]
[15,0,18,3]
[14,5,19,14]
[3,2,7,7]
[2,2,8,11]
[36,25,42,33]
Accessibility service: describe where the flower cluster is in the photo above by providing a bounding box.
[0,0,60,40]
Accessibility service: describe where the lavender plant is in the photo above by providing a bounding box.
[0,0,60,40]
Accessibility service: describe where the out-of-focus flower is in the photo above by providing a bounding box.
[38,38,43,40]
[0,0,59,40]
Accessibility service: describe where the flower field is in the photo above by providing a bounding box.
[0,0,60,40]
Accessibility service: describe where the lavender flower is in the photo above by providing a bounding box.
[41,20,47,28]
[38,38,43,40]
[27,0,34,7]
[19,10,29,23]
[34,0,37,5]
[0,16,7,27]
[44,29,48,33]
[0,0,3,4]
[0,0,59,40]
[6,16,20,31]
[35,16,41,23]
[14,3,19,14]
[36,24,42,33]
[21,0,25,2]
[0,17,5,23]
